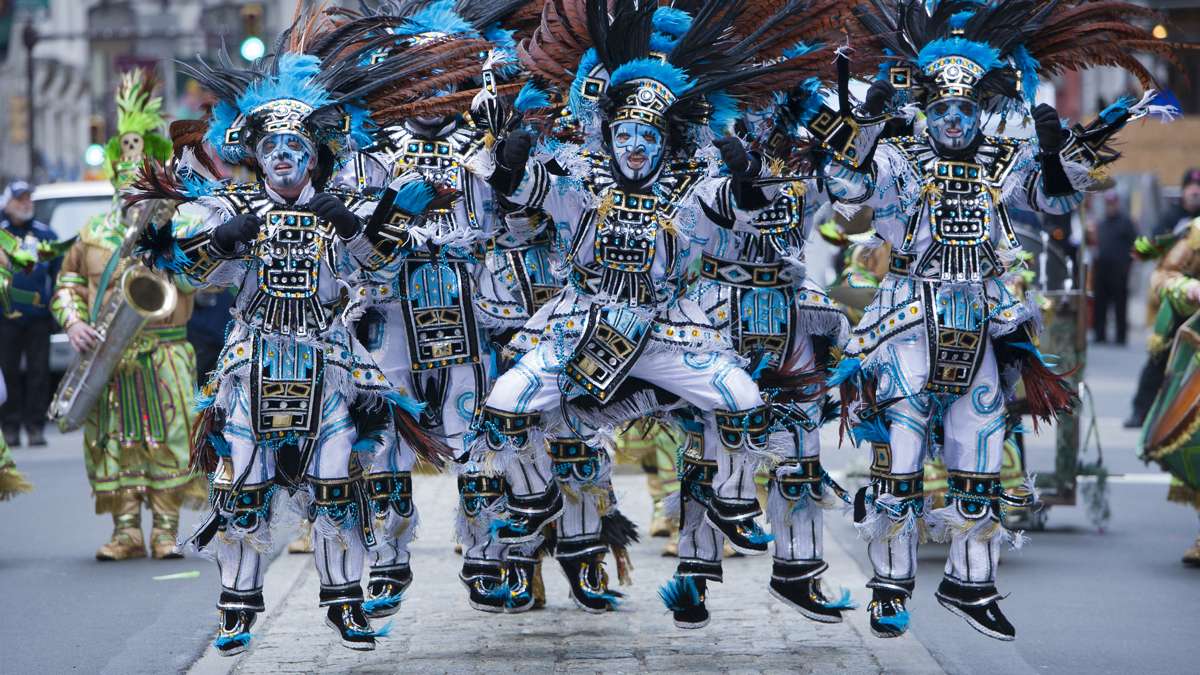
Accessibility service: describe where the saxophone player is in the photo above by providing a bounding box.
[51,70,202,561]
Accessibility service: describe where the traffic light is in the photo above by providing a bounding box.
[84,114,107,168]
[240,3,265,62]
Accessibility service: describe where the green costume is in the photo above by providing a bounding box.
[49,69,202,560]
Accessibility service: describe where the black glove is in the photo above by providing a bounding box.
[1033,103,1065,154]
[500,130,533,170]
[713,136,760,179]
[212,213,261,254]
[489,130,534,195]
[308,192,361,239]
[863,79,895,117]
[713,136,768,210]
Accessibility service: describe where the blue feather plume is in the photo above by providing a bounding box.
[385,390,428,418]
[1100,96,1137,125]
[391,180,435,216]
[395,0,477,38]
[822,587,857,610]
[658,575,702,611]
[850,416,890,446]
[917,38,1002,74]
[827,357,863,388]
[1009,45,1041,106]
[608,58,694,96]
[514,81,551,113]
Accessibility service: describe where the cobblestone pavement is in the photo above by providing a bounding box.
[191,473,942,675]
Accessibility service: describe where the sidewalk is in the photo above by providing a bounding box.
[190,474,943,675]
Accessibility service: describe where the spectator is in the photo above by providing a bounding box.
[1093,190,1138,344]
[0,181,59,447]
[1154,168,1200,237]
[1126,168,1200,427]
[186,287,235,383]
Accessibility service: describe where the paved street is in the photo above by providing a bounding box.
[2,333,1198,674]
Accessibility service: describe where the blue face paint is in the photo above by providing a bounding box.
[256,132,314,190]
[610,121,664,182]
[926,98,981,151]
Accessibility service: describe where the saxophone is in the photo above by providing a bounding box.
[48,198,179,431]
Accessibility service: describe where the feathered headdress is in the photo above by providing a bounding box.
[310,0,541,124]
[520,0,856,140]
[857,0,1185,113]
[181,5,487,175]
[104,69,172,185]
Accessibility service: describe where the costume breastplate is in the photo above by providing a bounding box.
[898,138,1022,282]
[594,189,658,273]
[243,209,334,337]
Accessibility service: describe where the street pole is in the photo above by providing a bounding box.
[22,20,38,181]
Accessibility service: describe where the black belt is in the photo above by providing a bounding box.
[700,254,793,289]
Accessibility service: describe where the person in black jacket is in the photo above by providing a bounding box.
[1093,191,1138,344]
[0,180,59,447]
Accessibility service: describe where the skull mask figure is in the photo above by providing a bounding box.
[119,132,145,163]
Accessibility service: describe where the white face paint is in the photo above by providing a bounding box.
[609,120,665,183]
[926,97,981,151]
[255,132,315,190]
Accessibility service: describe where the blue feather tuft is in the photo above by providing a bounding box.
[917,38,1002,74]
[653,7,693,38]
[362,593,404,613]
[391,180,435,216]
[783,41,822,59]
[213,632,252,649]
[850,416,890,446]
[1100,96,1137,125]
[706,90,740,136]
[608,58,693,96]
[877,610,910,631]
[342,104,377,149]
[352,437,379,454]
[827,357,862,388]
[658,575,702,611]
[822,587,857,610]
[949,10,976,30]
[746,526,775,545]
[208,433,233,458]
[1009,45,1041,106]
[514,81,551,113]
[395,0,477,38]
[791,77,825,126]
[236,54,332,120]
[385,390,427,418]
[193,390,217,413]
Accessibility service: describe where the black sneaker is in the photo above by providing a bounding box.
[659,575,709,629]
[461,563,510,613]
[2,427,19,448]
[324,602,382,651]
[492,486,564,544]
[768,569,852,624]
[214,609,256,656]
[559,556,621,613]
[935,578,1015,641]
[364,566,412,619]
[703,506,771,555]
[867,586,912,639]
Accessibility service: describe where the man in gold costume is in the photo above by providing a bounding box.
[51,70,201,560]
